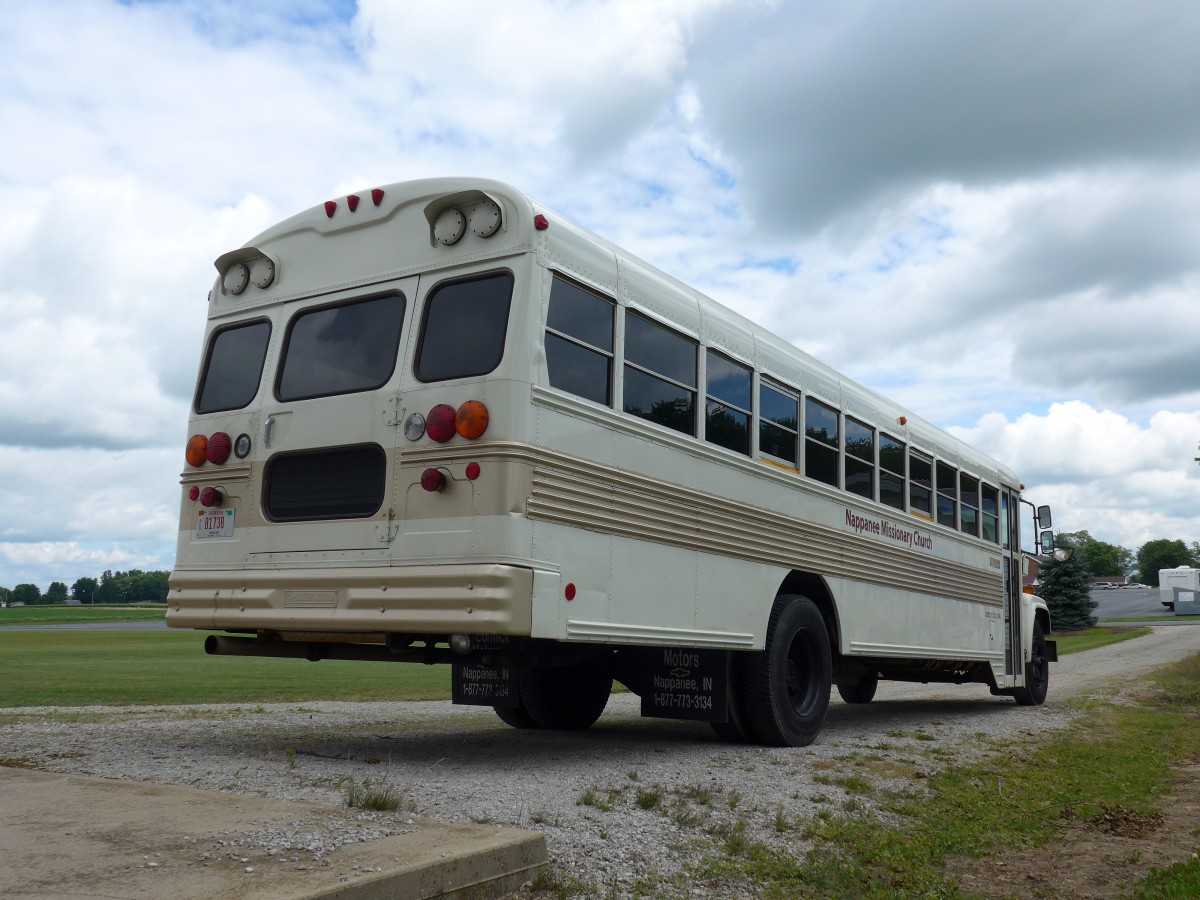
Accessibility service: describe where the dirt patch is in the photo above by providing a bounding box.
[948,762,1200,898]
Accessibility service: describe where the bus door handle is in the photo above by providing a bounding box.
[263,415,275,448]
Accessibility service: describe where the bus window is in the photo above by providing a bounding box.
[936,462,958,529]
[880,434,905,511]
[623,312,697,436]
[844,418,875,500]
[545,276,614,406]
[759,383,798,465]
[277,294,406,402]
[960,473,980,537]
[982,484,1000,543]
[705,350,751,455]
[195,319,271,414]
[910,451,933,515]
[804,398,839,487]
[415,272,514,382]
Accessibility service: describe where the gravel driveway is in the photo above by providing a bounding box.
[3,626,1197,895]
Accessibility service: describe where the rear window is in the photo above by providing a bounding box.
[195,319,271,414]
[277,293,406,402]
[415,272,514,382]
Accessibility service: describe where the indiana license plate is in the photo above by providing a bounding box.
[195,508,235,539]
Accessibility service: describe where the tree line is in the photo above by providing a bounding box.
[1054,531,1199,586]
[0,569,171,606]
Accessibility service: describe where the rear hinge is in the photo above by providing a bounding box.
[378,508,399,543]
[385,395,405,427]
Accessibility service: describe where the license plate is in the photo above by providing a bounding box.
[195,508,235,539]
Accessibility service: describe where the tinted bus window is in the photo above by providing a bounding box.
[910,452,933,515]
[545,276,614,406]
[960,473,980,537]
[277,294,405,401]
[936,462,958,529]
[705,350,751,454]
[416,272,514,382]
[845,418,875,500]
[623,313,696,436]
[760,383,799,465]
[804,398,839,487]
[982,484,1000,543]
[880,434,905,511]
[196,319,271,414]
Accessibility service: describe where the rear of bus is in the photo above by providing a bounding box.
[168,179,547,647]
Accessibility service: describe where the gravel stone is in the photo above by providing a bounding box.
[1,626,1195,896]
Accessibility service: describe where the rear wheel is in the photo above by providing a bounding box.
[836,672,878,704]
[740,595,831,747]
[493,703,537,729]
[1013,621,1049,706]
[519,659,612,730]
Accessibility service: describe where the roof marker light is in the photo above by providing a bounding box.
[534,214,549,230]
[372,188,385,206]
[347,194,360,212]
[324,200,337,218]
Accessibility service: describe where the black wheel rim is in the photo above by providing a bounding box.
[784,628,822,716]
[1030,637,1047,687]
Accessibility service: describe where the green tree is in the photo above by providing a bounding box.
[11,583,42,605]
[1038,553,1097,631]
[1054,530,1131,579]
[71,577,98,605]
[45,582,69,605]
[1136,539,1196,586]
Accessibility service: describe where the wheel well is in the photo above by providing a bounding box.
[1035,605,1051,636]
[777,570,839,652]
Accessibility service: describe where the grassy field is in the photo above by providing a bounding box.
[0,629,451,707]
[0,605,166,626]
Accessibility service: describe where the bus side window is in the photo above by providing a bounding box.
[622,312,697,436]
[705,350,751,455]
[936,462,958,529]
[544,276,614,406]
[960,473,980,537]
[880,434,905,511]
[804,397,839,487]
[759,383,798,466]
[909,451,933,515]
[844,418,875,500]
[982,484,1000,543]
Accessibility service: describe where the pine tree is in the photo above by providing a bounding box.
[1038,552,1097,631]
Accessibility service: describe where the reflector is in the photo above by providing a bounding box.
[465,462,481,481]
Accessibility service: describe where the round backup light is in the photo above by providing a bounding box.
[426,404,457,443]
[207,432,232,465]
[470,199,502,237]
[420,467,446,492]
[403,412,426,441]
[199,486,223,508]
[433,207,466,245]
[223,262,249,295]
[185,434,208,467]
[456,400,489,439]
[234,433,252,458]
[465,462,481,481]
[188,486,200,502]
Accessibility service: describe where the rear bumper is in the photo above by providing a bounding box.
[166,564,534,636]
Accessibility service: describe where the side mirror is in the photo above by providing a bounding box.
[1039,530,1055,555]
[1036,505,1052,529]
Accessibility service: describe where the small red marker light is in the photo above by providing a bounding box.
[420,468,446,492]
[188,486,200,501]
[465,462,481,481]
[564,583,576,601]
[347,194,360,212]
[534,214,549,231]
[199,486,223,507]
[324,200,337,218]
[371,188,385,206]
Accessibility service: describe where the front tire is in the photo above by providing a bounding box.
[740,594,832,747]
[1013,621,1050,706]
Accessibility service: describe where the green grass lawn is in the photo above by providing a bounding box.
[1052,625,1153,654]
[0,629,451,707]
[0,605,166,626]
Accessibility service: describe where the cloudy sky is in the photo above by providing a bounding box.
[2,0,1199,591]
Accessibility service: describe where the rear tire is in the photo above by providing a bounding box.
[740,595,831,747]
[1013,621,1050,707]
[519,659,612,730]
[836,672,878,704]
[493,703,537,729]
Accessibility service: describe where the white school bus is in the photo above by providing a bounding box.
[168,177,1058,746]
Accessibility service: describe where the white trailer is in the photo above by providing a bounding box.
[1158,566,1200,610]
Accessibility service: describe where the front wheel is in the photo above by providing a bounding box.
[1013,621,1050,706]
[740,594,832,747]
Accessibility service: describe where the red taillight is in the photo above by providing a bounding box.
[456,401,489,439]
[420,468,446,492]
[207,432,232,465]
[426,404,457,443]
[199,486,223,507]
[185,434,207,467]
